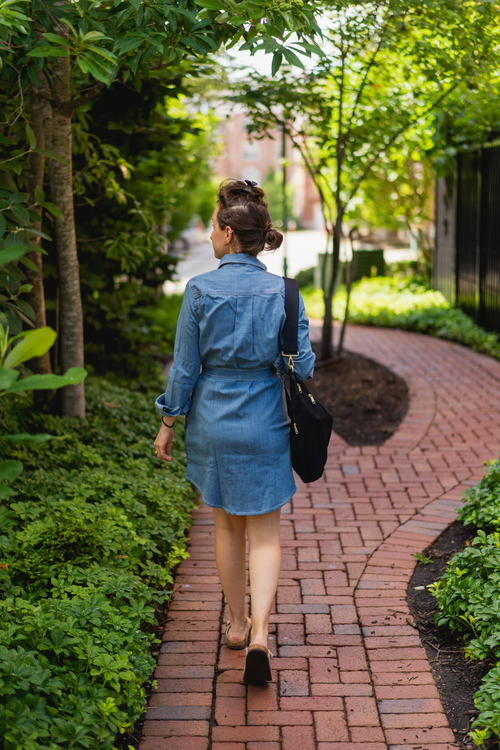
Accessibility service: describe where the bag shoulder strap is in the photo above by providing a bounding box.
[281,276,299,354]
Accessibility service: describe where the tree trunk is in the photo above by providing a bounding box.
[27,77,52,376]
[337,227,357,357]
[48,53,86,417]
[320,213,343,360]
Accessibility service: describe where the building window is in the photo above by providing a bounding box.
[242,140,260,161]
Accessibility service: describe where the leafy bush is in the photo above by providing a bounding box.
[429,531,500,662]
[469,664,500,747]
[0,377,197,750]
[385,258,429,285]
[137,293,184,353]
[428,460,500,747]
[301,277,500,360]
[294,266,315,288]
[457,459,500,532]
[0,323,87,498]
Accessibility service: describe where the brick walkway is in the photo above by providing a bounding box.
[139,325,500,750]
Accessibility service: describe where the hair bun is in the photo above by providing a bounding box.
[265,228,283,251]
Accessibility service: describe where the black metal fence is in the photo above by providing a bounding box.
[434,138,500,333]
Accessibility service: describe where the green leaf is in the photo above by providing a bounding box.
[19,255,39,272]
[36,149,66,163]
[0,245,27,267]
[114,34,145,54]
[77,54,114,84]
[82,31,109,42]
[7,192,29,205]
[271,51,283,77]
[25,122,36,149]
[42,32,71,47]
[10,203,30,224]
[0,459,23,483]
[4,432,57,443]
[86,45,117,64]
[282,47,305,69]
[0,484,15,499]
[3,326,57,368]
[194,0,224,8]
[23,227,51,240]
[7,366,88,392]
[0,366,20,390]
[27,45,68,58]
[38,199,63,219]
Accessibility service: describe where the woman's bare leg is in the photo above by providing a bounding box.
[246,507,281,647]
[212,507,248,637]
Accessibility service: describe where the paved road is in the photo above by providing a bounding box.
[139,325,500,750]
[164,231,417,293]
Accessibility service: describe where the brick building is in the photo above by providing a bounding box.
[212,111,322,229]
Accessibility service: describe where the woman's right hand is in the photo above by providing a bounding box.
[154,424,174,462]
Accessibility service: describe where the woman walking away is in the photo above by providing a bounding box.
[153,178,315,684]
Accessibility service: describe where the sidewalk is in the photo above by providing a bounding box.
[139,324,500,750]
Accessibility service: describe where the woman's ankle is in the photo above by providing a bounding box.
[250,625,268,645]
[229,614,250,630]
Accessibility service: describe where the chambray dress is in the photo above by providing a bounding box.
[155,252,316,515]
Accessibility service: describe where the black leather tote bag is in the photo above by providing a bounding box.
[281,277,333,483]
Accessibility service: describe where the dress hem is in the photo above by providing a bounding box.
[186,474,295,517]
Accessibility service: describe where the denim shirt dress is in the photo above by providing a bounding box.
[155,252,316,515]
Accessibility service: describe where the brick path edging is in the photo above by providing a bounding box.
[138,324,500,750]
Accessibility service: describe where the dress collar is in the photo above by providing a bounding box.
[218,252,267,271]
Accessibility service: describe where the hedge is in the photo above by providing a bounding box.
[0,377,197,750]
[301,277,500,360]
[429,459,500,747]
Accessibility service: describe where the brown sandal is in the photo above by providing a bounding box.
[224,617,252,650]
[243,643,273,683]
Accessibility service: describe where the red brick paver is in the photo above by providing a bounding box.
[139,325,500,749]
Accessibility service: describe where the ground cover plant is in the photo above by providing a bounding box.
[0,377,197,750]
[301,276,500,360]
[428,459,500,747]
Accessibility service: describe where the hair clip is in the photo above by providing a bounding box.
[233,179,258,196]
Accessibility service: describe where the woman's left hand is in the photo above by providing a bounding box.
[154,424,174,462]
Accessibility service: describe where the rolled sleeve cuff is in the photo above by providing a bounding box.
[155,392,190,417]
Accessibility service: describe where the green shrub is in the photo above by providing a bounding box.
[429,461,500,747]
[294,266,315,288]
[301,277,500,360]
[385,258,429,285]
[458,459,500,532]
[469,664,500,747]
[429,530,500,662]
[0,377,197,749]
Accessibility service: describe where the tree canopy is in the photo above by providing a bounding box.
[0,0,323,414]
[234,0,499,358]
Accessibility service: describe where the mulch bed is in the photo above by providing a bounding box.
[310,345,409,445]
[408,522,496,750]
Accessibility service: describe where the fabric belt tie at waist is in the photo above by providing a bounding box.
[201,366,277,380]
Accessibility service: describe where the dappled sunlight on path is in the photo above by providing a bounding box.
[139,325,500,750]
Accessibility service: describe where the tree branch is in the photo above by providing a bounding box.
[346,80,460,206]
[343,14,390,142]
[71,82,107,110]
